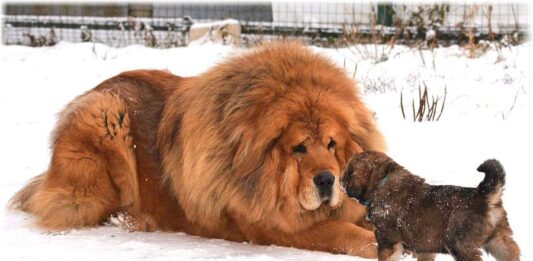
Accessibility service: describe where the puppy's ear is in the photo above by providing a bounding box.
[341,159,355,180]
[366,158,396,188]
[341,137,363,170]
[384,160,399,175]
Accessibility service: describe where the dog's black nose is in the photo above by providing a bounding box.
[314,172,334,198]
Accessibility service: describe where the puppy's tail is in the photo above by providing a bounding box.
[7,173,45,211]
[477,159,505,197]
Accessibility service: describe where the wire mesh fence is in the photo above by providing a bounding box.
[2,1,529,48]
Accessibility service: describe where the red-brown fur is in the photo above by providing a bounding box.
[10,42,385,257]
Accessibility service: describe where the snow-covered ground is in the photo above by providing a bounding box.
[0,41,532,260]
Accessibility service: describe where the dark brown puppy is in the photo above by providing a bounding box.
[342,151,520,261]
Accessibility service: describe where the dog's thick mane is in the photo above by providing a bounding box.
[157,42,384,229]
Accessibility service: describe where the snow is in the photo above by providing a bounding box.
[1,41,532,260]
[190,19,240,30]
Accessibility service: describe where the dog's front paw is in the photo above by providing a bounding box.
[108,212,157,232]
[97,109,133,150]
[109,211,137,232]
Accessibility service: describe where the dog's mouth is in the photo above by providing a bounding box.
[300,189,332,210]
[300,181,341,211]
[319,186,340,208]
[318,188,333,201]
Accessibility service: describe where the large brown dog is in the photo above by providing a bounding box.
[10,42,385,257]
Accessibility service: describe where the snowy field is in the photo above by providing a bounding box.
[0,41,532,260]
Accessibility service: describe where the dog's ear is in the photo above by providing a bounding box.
[230,124,283,179]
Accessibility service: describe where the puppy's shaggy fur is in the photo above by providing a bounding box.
[10,42,385,257]
[343,151,520,261]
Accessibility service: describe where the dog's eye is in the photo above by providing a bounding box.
[292,144,307,154]
[328,139,336,150]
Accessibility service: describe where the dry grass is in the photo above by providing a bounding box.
[400,83,447,122]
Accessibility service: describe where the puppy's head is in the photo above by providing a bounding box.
[342,151,398,202]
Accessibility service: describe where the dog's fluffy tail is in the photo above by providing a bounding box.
[477,159,505,197]
[7,173,45,210]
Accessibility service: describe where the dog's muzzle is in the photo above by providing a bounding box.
[313,171,334,200]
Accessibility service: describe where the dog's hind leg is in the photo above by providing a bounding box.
[484,218,520,261]
[18,92,140,230]
[447,244,482,261]
[377,242,403,261]
[415,253,436,261]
